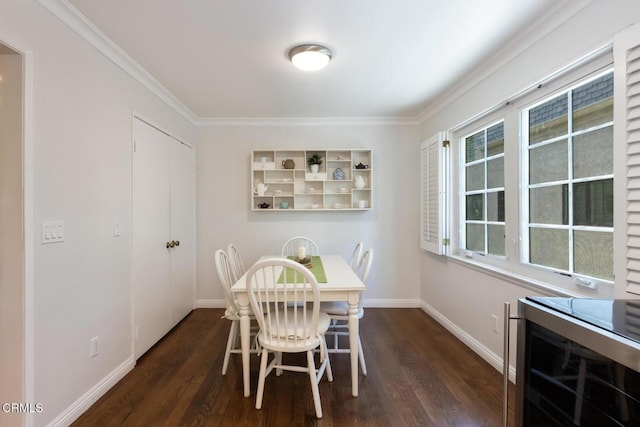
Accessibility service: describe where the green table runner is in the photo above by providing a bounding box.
[279,256,327,283]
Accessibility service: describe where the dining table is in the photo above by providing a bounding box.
[230,254,366,398]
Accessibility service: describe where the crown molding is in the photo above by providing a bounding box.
[418,0,593,124]
[38,0,199,124]
[194,116,421,127]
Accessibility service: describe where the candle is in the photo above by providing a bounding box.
[297,246,306,260]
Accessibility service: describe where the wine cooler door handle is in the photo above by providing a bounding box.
[503,302,522,427]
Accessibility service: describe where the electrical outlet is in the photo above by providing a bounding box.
[90,336,99,358]
[491,315,499,333]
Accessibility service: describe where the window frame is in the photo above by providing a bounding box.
[459,119,506,257]
[448,52,615,295]
[520,69,614,282]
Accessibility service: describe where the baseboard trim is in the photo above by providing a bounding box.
[420,301,516,383]
[363,298,422,308]
[196,299,225,308]
[196,298,422,309]
[46,356,135,427]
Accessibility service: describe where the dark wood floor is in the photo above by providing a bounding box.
[72,308,515,426]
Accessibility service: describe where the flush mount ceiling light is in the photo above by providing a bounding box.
[288,44,332,71]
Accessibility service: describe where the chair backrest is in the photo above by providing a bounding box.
[245,258,321,346]
[227,243,245,281]
[349,241,363,270]
[280,236,320,257]
[356,248,373,310]
[214,249,240,315]
[357,248,373,284]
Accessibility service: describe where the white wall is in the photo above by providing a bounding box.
[0,1,196,425]
[0,50,24,427]
[195,124,421,306]
[419,0,640,373]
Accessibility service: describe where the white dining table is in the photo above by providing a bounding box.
[230,254,366,398]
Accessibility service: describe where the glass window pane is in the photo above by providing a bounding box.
[487,191,504,222]
[573,179,614,227]
[487,122,504,156]
[488,224,505,256]
[487,157,504,189]
[466,223,484,252]
[530,185,567,225]
[574,230,613,281]
[466,194,484,220]
[465,131,485,163]
[466,163,484,191]
[530,227,569,271]
[572,73,613,132]
[573,127,613,179]
[529,140,568,184]
[529,95,568,144]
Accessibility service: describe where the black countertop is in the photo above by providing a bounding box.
[527,296,640,344]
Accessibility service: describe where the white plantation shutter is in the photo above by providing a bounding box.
[420,132,449,255]
[615,21,640,294]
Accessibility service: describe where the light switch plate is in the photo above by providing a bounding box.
[41,221,64,244]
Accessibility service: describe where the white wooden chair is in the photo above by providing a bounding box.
[226,243,246,281]
[246,258,333,418]
[321,248,373,375]
[349,241,363,270]
[280,236,319,258]
[214,249,257,375]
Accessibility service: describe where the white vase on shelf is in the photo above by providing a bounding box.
[354,175,366,189]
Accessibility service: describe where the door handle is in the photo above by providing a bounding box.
[503,302,522,427]
[166,240,180,249]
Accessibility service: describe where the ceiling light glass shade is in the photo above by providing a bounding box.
[288,44,332,71]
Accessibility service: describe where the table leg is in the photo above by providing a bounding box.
[239,302,251,397]
[348,299,360,397]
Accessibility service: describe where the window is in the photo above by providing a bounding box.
[462,121,505,256]
[448,58,615,291]
[523,71,613,281]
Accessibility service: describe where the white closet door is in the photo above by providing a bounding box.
[133,118,172,359]
[169,140,195,326]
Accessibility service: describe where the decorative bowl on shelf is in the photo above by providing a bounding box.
[333,203,342,209]
[311,204,320,209]
[354,162,369,169]
[339,187,348,193]
[257,202,270,209]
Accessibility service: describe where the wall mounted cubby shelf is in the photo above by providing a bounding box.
[251,149,372,211]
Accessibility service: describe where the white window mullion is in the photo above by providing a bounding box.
[567,91,575,274]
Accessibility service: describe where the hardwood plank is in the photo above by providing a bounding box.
[72,308,515,426]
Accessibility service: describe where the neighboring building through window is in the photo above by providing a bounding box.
[462,121,505,256]
[523,71,613,281]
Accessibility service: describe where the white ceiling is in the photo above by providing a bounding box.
[67,0,559,120]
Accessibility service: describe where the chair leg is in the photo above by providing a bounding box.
[307,350,323,418]
[276,352,283,376]
[256,349,270,410]
[222,320,238,375]
[322,336,333,382]
[357,335,367,376]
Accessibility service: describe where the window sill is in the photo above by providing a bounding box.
[446,254,615,298]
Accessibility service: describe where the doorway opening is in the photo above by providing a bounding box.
[0,41,25,426]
